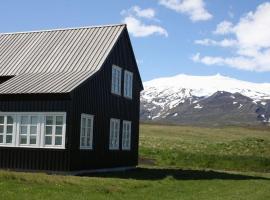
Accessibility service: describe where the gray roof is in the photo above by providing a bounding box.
[0,24,126,94]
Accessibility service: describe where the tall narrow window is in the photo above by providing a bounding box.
[44,115,65,147]
[124,70,133,99]
[109,118,120,150]
[80,114,94,149]
[122,121,131,150]
[111,65,122,95]
[0,115,14,145]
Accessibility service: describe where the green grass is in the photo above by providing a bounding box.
[140,124,270,172]
[0,124,270,199]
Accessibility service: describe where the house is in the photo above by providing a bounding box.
[0,24,143,172]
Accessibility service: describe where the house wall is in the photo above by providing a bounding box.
[70,29,142,170]
[0,95,72,171]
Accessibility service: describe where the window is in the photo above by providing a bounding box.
[80,114,94,150]
[0,112,66,149]
[0,115,15,145]
[109,118,120,150]
[124,70,133,99]
[111,65,122,95]
[19,115,39,146]
[44,115,65,147]
[122,121,131,150]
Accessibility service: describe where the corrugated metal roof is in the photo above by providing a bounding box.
[0,24,126,94]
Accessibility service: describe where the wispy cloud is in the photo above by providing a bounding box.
[193,2,270,72]
[121,6,168,38]
[158,0,212,22]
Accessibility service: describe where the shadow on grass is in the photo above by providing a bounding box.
[81,167,269,181]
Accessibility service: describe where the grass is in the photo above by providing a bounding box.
[0,124,269,199]
[140,124,270,172]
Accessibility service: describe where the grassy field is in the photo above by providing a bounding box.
[0,124,269,200]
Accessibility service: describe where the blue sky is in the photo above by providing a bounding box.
[0,0,270,83]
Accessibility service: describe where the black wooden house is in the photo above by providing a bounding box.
[0,24,143,172]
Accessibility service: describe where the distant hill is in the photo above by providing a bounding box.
[140,74,270,126]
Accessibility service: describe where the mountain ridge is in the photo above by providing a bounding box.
[140,74,270,125]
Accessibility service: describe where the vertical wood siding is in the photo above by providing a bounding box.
[70,29,142,170]
[0,96,72,171]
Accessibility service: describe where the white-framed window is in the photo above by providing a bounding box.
[0,112,66,149]
[0,115,15,145]
[124,70,133,99]
[44,115,65,147]
[18,115,39,146]
[111,65,122,95]
[80,114,94,150]
[109,118,120,150]
[122,121,131,150]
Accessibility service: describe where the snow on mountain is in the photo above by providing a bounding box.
[142,74,270,101]
[141,74,270,125]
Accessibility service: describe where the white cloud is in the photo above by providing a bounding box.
[121,6,168,38]
[123,16,168,37]
[213,21,234,35]
[195,38,237,47]
[193,2,270,72]
[121,6,156,19]
[159,0,212,22]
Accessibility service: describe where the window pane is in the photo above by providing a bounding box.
[30,136,37,145]
[0,135,3,143]
[87,119,92,128]
[81,127,86,137]
[46,116,53,125]
[30,116,38,125]
[0,125,3,133]
[45,126,52,135]
[6,135,12,144]
[86,137,91,147]
[21,116,28,124]
[55,137,62,145]
[55,126,62,135]
[20,136,27,144]
[6,125,13,134]
[81,137,86,147]
[0,116,4,124]
[30,126,37,135]
[82,118,86,128]
[20,126,27,135]
[56,116,63,125]
[45,136,52,145]
[7,116,13,124]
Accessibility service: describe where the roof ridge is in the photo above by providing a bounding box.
[0,23,126,36]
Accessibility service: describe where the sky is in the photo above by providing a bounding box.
[0,0,270,83]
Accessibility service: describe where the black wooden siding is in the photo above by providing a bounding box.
[69,29,141,170]
[0,97,72,171]
[0,28,142,171]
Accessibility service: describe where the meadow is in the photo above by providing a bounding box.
[0,124,269,200]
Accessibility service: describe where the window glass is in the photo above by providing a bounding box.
[111,65,122,95]
[80,114,94,149]
[109,119,120,150]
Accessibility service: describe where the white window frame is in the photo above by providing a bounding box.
[124,70,133,99]
[17,115,40,147]
[0,112,66,149]
[122,120,132,150]
[0,115,16,146]
[109,118,120,150]
[80,114,94,150]
[111,65,122,95]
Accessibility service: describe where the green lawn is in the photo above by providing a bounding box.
[0,124,270,200]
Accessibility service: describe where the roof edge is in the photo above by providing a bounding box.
[0,23,127,36]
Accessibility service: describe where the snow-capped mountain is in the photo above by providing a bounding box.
[140,74,270,125]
